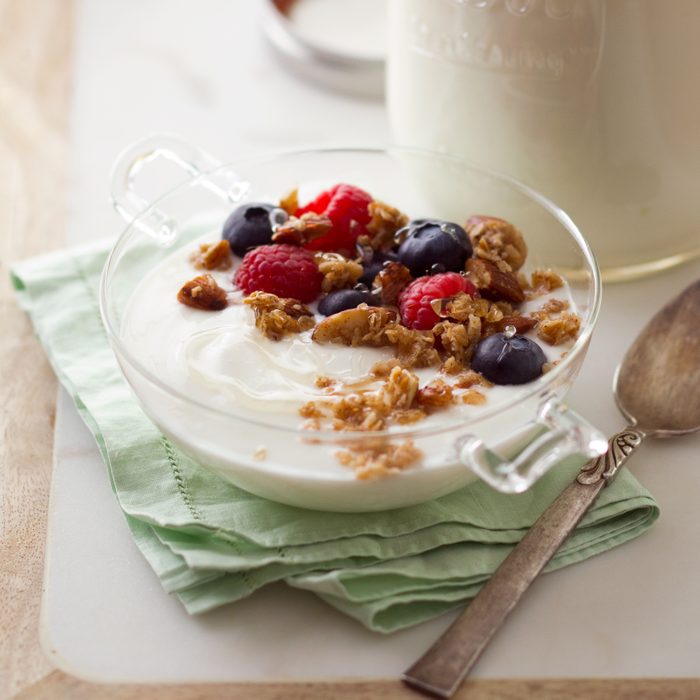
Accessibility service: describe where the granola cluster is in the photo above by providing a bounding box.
[177,274,228,311]
[314,252,363,293]
[533,298,581,345]
[244,291,315,341]
[336,439,422,480]
[189,240,233,271]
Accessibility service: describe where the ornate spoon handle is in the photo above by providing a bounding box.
[402,427,645,699]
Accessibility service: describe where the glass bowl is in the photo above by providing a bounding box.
[100,135,605,512]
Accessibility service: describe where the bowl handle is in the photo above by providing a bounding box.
[456,397,607,493]
[109,133,247,244]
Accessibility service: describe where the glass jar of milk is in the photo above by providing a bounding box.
[387,0,700,280]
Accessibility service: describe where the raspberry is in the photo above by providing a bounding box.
[398,272,478,331]
[234,244,322,303]
[297,184,372,254]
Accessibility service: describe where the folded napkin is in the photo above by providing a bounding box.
[12,243,659,633]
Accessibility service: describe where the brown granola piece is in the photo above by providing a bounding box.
[393,408,428,425]
[465,215,528,271]
[177,274,228,311]
[374,261,412,306]
[299,401,323,419]
[466,258,525,304]
[379,366,419,410]
[244,291,315,340]
[441,356,463,375]
[543,351,569,374]
[461,389,487,405]
[315,376,336,390]
[314,252,363,293]
[417,379,455,409]
[537,312,581,345]
[278,188,299,215]
[336,438,422,479]
[534,298,569,318]
[312,305,397,346]
[314,306,389,348]
[272,212,333,246]
[384,324,441,368]
[371,358,403,377]
[363,200,409,252]
[526,268,565,299]
[189,240,233,271]
[454,370,493,389]
[431,294,491,323]
[433,318,482,366]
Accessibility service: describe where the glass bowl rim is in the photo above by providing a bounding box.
[99,144,602,442]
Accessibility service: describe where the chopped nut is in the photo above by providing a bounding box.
[461,389,487,405]
[279,188,299,215]
[314,252,363,292]
[312,305,397,346]
[417,379,455,409]
[374,261,412,305]
[245,291,315,340]
[177,274,228,311]
[466,258,525,304]
[189,240,233,271]
[537,312,581,345]
[526,268,564,298]
[364,200,409,251]
[465,215,528,271]
[272,212,333,246]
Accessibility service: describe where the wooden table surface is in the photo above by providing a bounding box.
[1,1,699,698]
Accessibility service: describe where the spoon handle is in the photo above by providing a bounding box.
[402,427,646,699]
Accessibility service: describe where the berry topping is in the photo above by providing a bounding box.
[222,203,281,257]
[234,244,322,303]
[398,272,478,331]
[397,219,472,277]
[359,250,399,287]
[471,331,546,385]
[296,184,373,254]
[318,289,379,317]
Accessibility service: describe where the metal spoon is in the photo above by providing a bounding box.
[403,279,700,699]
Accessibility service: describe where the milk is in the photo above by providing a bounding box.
[387,0,700,278]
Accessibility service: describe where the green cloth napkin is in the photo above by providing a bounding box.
[11,243,659,633]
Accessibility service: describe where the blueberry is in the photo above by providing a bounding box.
[222,203,278,257]
[471,332,546,385]
[359,251,398,287]
[318,289,379,316]
[397,220,472,277]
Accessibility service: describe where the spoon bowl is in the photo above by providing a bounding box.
[615,279,700,436]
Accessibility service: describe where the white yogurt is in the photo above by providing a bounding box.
[121,230,574,435]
